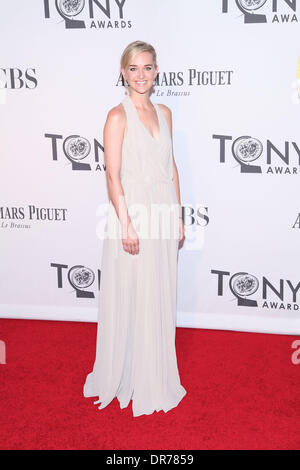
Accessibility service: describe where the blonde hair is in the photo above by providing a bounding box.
[120,40,157,72]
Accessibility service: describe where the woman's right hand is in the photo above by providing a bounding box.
[122,221,139,255]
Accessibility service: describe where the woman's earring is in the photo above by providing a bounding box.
[124,79,129,95]
[151,78,156,95]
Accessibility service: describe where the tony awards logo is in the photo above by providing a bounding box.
[43,0,130,30]
[51,262,100,298]
[231,136,263,174]
[234,0,268,23]
[213,134,300,175]
[45,132,105,172]
[211,269,299,310]
[63,135,91,170]
[229,272,259,307]
[68,265,95,298]
[221,0,298,24]
[49,0,86,29]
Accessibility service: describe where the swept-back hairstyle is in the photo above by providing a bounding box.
[120,40,157,72]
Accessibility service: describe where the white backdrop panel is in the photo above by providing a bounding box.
[0,1,299,334]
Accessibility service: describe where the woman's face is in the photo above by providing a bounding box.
[122,51,158,94]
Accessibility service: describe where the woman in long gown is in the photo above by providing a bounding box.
[83,40,187,417]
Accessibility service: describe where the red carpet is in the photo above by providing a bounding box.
[0,318,300,450]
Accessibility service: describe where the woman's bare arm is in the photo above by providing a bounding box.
[103,105,139,254]
[103,105,131,230]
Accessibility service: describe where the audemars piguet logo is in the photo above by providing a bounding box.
[221,0,298,24]
[118,69,234,97]
[213,134,300,175]
[211,269,300,311]
[0,205,67,229]
[43,0,131,30]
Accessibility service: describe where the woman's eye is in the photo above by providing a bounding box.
[129,66,152,72]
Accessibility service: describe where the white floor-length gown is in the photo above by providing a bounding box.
[83,94,187,417]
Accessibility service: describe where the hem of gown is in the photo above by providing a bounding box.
[83,383,187,418]
[131,387,187,417]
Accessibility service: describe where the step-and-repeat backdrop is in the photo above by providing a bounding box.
[1,1,299,334]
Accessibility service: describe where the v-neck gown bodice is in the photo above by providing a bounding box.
[83,94,187,417]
